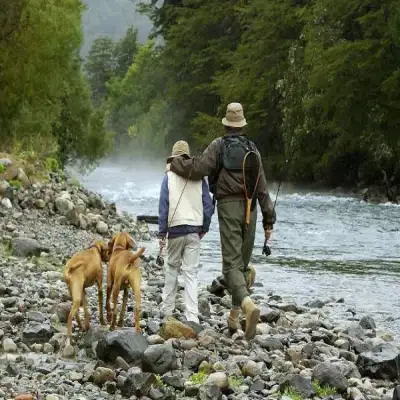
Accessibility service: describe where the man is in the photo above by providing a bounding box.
[158,140,214,324]
[167,103,276,340]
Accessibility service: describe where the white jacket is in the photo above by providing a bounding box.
[167,170,203,227]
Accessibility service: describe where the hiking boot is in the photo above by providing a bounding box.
[241,296,260,340]
[227,307,241,333]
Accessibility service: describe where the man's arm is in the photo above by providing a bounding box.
[158,175,169,238]
[201,178,214,233]
[257,158,276,229]
[170,138,221,181]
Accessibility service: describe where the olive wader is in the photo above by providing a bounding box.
[218,198,258,337]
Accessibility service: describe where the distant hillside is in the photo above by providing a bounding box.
[81,0,152,57]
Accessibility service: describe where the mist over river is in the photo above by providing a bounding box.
[72,159,400,338]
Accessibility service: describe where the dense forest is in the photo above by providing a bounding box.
[1,0,400,193]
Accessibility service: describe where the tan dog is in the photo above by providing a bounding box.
[106,232,144,331]
[63,239,109,339]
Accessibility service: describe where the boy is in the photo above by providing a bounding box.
[158,140,214,323]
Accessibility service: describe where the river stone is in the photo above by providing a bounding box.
[162,371,185,390]
[96,329,148,364]
[11,237,44,257]
[359,315,377,330]
[22,323,54,344]
[198,383,222,400]
[312,361,349,392]
[120,370,157,398]
[0,158,12,167]
[259,307,280,323]
[92,367,115,387]
[357,343,400,380]
[142,343,177,374]
[281,374,316,399]
[55,195,74,215]
[183,349,207,370]
[255,335,284,351]
[206,372,228,391]
[241,360,262,377]
[96,220,108,234]
[2,338,17,353]
[1,198,12,209]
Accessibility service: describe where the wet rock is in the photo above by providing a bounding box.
[142,343,177,374]
[11,237,44,257]
[357,343,400,380]
[312,361,349,393]
[96,329,148,364]
[359,315,377,330]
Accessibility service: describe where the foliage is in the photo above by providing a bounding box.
[8,179,22,189]
[189,371,208,384]
[0,165,5,174]
[281,387,303,400]
[128,0,400,189]
[228,376,243,388]
[312,381,336,397]
[0,0,112,170]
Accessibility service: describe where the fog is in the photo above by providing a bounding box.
[68,154,353,204]
[80,0,154,57]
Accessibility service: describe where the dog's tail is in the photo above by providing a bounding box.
[127,247,145,268]
[64,260,84,281]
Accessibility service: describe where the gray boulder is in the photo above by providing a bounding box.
[357,343,400,380]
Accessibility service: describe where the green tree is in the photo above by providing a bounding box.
[0,0,112,167]
[85,37,116,104]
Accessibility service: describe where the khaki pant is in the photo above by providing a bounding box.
[218,199,256,307]
[161,233,200,323]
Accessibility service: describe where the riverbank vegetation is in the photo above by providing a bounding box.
[1,0,399,197]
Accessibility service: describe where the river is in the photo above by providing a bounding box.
[73,159,400,338]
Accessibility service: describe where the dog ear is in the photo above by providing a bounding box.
[126,233,136,250]
[108,235,116,255]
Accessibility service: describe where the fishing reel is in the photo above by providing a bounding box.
[262,239,271,257]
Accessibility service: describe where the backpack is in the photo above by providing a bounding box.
[208,134,258,195]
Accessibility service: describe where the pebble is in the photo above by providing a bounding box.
[2,338,17,353]
[0,169,396,400]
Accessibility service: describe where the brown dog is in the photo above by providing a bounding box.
[106,232,144,331]
[63,239,109,339]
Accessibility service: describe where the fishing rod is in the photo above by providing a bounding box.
[262,136,294,257]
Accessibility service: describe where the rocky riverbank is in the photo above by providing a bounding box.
[1,163,400,400]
